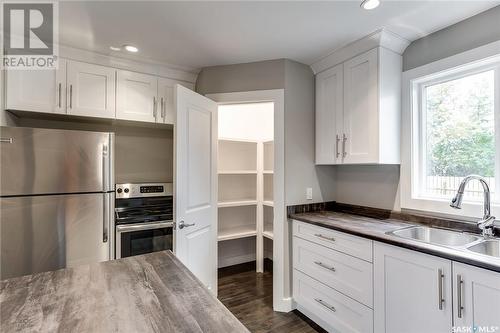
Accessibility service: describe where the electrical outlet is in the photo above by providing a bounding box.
[306,188,313,200]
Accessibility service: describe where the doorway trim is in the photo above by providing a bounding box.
[207,89,290,312]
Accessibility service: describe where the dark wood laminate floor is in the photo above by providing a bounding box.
[218,261,326,333]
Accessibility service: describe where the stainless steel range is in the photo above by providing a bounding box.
[115,183,173,259]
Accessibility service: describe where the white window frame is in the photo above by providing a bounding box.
[401,40,500,219]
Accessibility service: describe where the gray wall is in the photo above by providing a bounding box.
[196,59,285,95]
[7,115,173,184]
[284,60,336,205]
[196,59,336,206]
[334,5,500,211]
[196,59,337,302]
[335,165,400,210]
[403,5,500,71]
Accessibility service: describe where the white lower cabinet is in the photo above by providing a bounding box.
[453,262,500,330]
[374,242,453,333]
[294,270,373,333]
[293,236,373,307]
[293,221,500,333]
[292,220,373,333]
[293,220,373,262]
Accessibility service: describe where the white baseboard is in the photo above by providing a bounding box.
[274,297,294,313]
[218,254,256,268]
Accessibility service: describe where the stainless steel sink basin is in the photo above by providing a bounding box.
[389,226,481,247]
[467,239,500,258]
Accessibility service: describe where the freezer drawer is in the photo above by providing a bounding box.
[0,126,114,196]
[0,193,112,279]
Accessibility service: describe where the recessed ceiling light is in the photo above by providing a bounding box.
[360,0,380,10]
[109,46,121,51]
[124,45,139,53]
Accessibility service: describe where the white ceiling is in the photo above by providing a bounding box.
[59,1,499,72]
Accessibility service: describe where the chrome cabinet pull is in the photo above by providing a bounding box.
[161,97,165,118]
[314,233,335,242]
[438,269,445,310]
[69,84,73,109]
[314,261,336,272]
[0,138,13,143]
[457,274,464,318]
[342,134,347,158]
[314,298,336,312]
[58,83,62,108]
[336,134,341,158]
[178,220,195,229]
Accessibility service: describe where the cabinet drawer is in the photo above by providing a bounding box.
[293,237,373,307]
[294,270,373,333]
[293,220,372,262]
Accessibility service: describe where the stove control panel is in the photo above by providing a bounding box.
[116,183,173,199]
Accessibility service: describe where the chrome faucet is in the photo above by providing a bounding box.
[450,175,497,237]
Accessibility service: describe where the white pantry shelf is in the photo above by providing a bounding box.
[218,200,258,208]
[218,138,274,271]
[218,226,257,241]
[218,170,258,175]
[263,230,273,240]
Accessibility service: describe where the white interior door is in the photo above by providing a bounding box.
[175,84,218,293]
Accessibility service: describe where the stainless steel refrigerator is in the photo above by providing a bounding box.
[0,126,114,280]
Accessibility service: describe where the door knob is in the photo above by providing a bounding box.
[178,220,195,229]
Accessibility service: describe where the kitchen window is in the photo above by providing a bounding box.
[401,46,500,218]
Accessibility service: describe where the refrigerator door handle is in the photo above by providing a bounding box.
[103,194,110,243]
[102,143,109,192]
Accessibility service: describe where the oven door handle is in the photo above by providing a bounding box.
[116,221,174,233]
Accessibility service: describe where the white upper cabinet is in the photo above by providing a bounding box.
[315,64,343,165]
[4,54,196,124]
[67,61,116,119]
[343,49,379,164]
[5,59,67,114]
[116,70,158,123]
[157,77,175,124]
[157,79,194,124]
[453,262,500,330]
[315,47,402,165]
[116,72,194,124]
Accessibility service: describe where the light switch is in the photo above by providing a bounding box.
[306,188,313,200]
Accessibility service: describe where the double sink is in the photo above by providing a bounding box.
[387,225,500,258]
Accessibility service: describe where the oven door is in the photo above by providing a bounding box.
[115,221,173,259]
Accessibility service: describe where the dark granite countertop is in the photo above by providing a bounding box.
[0,251,249,333]
[290,210,500,273]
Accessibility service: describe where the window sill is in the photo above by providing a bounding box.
[401,195,500,222]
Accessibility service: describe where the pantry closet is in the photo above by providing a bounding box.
[217,102,274,273]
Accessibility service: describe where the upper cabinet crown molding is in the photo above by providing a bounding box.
[59,45,198,85]
[311,29,410,74]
